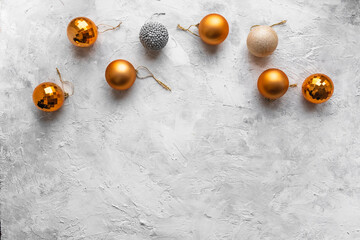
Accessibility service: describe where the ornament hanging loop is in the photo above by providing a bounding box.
[270,20,287,27]
[177,24,200,37]
[290,84,297,88]
[250,20,287,30]
[97,21,122,33]
[153,13,165,17]
[56,68,74,98]
[147,13,165,22]
[136,66,171,91]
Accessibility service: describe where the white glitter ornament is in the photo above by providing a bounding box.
[247,20,287,57]
[139,22,169,51]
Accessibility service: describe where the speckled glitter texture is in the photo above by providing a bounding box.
[139,22,169,50]
[302,73,334,104]
[32,82,64,112]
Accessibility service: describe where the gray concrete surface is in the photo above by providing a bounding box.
[1,0,360,239]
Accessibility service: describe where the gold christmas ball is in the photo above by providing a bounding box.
[302,73,334,104]
[105,59,137,90]
[247,25,278,57]
[198,13,229,45]
[67,17,98,47]
[33,82,65,112]
[257,68,289,99]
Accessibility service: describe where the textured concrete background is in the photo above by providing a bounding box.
[1,0,360,239]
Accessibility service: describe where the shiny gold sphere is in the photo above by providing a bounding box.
[257,68,289,99]
[33,82,65,112]
[247,26,278,57]
[198,13,229,45]
[302,73,334,104]
[67,17,98,47]
[105,60,137,90]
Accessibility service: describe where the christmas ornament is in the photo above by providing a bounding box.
[33,82,64,112]
[139,22,169,51]
[178,13,229,45]
[105,59,171,91]
[302,73,334,104]
[257,68,289,100]
[247,20,286,57]
[67,17,121,47]
[33,69,73,112]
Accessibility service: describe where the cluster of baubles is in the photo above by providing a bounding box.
[257,69,334,103]
[33,14,334,112]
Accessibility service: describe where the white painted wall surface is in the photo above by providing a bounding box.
[1,0,360,239]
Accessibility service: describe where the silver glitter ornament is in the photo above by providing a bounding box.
[139,22,169,51]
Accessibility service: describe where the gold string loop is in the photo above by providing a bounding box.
[177,24,200,37]
[146,13,166,23]
[149,13,165,20]
[56,68,74,98]
[136,66,171,91]
[250,20,287,30]
[290,84,297,88]
[97,21,122,33]
[270,20,287,27]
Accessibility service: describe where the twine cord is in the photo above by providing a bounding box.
[153,13,166,16]
[177,24,200,37]
[136,66,171,91]
[97,21,122,33]
[151,13,165,19]
[56,68,74,98]
[290,84,297,88]
[147,13,165,23]
[270,20,287,27]
[251,20,287,30]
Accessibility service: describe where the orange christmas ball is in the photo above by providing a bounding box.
[67,17,98,47]
[302,73,334,104]
[257,68,289,99]
[198,14,229,45]
[33,82,65,112]
[105,60,137,90]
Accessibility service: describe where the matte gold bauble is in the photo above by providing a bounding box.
[105,60,137,90]
[302,73,334,104]
[33,82,65,112]
[198,14,229,45]
[257,68,289,99]
[67,17,98,47]
[247,26,278,57]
